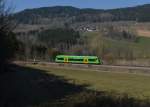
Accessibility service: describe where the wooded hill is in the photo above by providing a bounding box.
[14,4,150,24]
[13,4,150,64]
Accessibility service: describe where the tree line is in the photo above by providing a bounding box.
[14,4,150,25]
[15,28,81,61]
[0,0,19,72]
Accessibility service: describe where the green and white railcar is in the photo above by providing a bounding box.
[55,55,102,64]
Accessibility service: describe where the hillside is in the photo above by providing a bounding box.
[14,4,150,24]
[13,4,150,64]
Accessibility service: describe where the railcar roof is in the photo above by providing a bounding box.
[56,55,98,58]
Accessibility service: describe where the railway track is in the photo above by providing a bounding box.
[14,61,150,74]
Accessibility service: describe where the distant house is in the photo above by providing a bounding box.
[87,28,93,32]
[80,27,97,32]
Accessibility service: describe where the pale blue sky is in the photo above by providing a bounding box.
[7,0,150,12]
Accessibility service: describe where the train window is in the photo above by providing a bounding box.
[57,58,64,60]
[77,59,84,61]
[68,59,73,61]
[68,58,83,61]
[88,59,96,61]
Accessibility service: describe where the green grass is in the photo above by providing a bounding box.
[30,64,150,99]
[136,36,150,46]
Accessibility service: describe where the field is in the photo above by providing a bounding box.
[83,31,150,60]
[137,30,150,37]
[1,64,150,107]
[29,64,150,99]
[135,23,150,37]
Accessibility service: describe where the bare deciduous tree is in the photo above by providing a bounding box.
[0,0,18,72]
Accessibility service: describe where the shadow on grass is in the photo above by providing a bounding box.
[0,65,150,107]
[0,65,88,107]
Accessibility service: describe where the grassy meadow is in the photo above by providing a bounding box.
[1,64,150,107]
[30,64,150,99]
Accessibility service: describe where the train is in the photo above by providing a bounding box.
[55,55,102,64]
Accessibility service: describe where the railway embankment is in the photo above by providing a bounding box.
[14,61,150,75]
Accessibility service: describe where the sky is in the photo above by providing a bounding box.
[7,0,150,12]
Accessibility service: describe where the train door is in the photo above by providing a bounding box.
[84,58,88,64]
[64,57,68,63]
